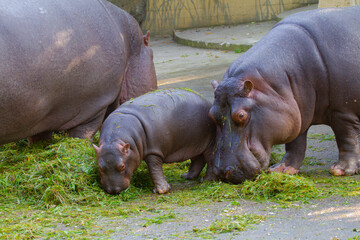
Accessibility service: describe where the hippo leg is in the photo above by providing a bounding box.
[68,110,106,141]
[27,131,53,144]
[269,130,308,175]
[181,155,206,180]
[329,112,360,176]
[145,155,171,194]
[203,149,217,181]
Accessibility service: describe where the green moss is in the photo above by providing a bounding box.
[174,32,251,52]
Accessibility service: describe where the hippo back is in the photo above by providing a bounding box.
[275,6,360,113]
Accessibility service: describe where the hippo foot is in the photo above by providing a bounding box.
[268,163,299,175]
[153,182,171,194]
[181,172,198,180]
[329,164,359,176]
[202,172,217,182]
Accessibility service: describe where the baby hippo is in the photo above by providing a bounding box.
[93,89,216,194]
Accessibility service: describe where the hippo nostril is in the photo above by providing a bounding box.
[225,170,231,180]
[106,188,121,195]
[224,166,235,180]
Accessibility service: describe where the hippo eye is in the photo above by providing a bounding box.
[232,110,248,125]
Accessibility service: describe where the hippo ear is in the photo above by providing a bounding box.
[242,80,254,96]
[211,80,219,91]
[117,142,130,155]
[93,144,101,156]
[143,30,150,46]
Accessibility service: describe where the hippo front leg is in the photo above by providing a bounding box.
[269,130,308,174]
[329,112,360,176]
[181,155,206,180]
[145,155,171,194]
[203,149,217,181]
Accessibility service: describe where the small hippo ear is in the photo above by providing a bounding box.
[92,144,101,156]
[242,80,254,96]
[211,80,219,91]
[117,142,130,155]
[143,30,150,47]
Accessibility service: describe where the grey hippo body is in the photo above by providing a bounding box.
[210,6,360,183]
[0,0,157,144]
[94,89,216,194]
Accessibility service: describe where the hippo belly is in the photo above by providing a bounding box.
[0,0,157,144]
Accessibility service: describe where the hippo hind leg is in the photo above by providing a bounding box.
[67,109,107,141]
[27,130,53,144]
[181,155,206,180]
[330,112,360,176]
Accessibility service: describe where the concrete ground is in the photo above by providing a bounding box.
[108,4,360,239]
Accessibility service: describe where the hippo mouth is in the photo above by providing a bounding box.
[101,176,130,195]
[216,136,267,184]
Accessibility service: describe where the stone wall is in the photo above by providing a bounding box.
[141,0,318,35]
[318,0,359,7]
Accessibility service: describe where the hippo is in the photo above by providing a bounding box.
[93,89,216,194]
[0,0,157,144]
[209,6,360,183]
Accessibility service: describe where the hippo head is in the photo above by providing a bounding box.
[93,141,140,195]
[209,70,301,184]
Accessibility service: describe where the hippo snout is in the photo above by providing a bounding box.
[215,166,246,184]
[103,185,129,195]
[101,177,130,195]
[104,186,122,195]
[224,166,247,184]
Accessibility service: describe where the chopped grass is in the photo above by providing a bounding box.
[192,214,266,236]
[0,134,359,238]
[239,172,324,203]
[208,214,265,233]
[142,211,177,227]
[0,134,146,207]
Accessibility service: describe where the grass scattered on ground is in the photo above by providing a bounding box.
[142,212,177,227]
[0,132,359,238]
[192,214,266,236]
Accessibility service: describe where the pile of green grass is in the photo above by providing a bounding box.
[1,133,359,238]
[239,171,324,203]
[0,134,149,207]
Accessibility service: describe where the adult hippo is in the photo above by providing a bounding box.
[210,6,360,183]
[0,0,157,144]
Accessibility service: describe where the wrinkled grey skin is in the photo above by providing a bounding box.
[210,6,360,183]
[0,0,157,144]
[94,89,216,195]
